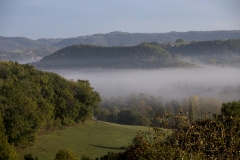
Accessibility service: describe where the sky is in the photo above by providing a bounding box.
[0,0,239,39]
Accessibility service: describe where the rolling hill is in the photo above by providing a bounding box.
[34,43,192,69]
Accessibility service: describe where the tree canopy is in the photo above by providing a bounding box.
[0,61,101,147]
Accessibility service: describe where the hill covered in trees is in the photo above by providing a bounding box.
[1,30,240,63]
[34,43,192,69]
[34,39,240,69]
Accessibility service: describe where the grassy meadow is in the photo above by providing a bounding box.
[18,120,150,160]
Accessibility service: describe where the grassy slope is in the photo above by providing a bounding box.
[18,120,150,160]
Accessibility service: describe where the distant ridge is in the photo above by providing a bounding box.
[0,36,47,50]
[53,30,240,47]
[1,30,240,50]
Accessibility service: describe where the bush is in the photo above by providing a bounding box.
[55,149,80,160]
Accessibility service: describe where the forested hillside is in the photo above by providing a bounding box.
[0,61,101,158]
[34,43,192,69]
[161,39,240,66]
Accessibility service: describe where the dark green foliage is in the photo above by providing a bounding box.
[0,61,101,147]
[96,152,120,160]
[221,101,240,118]
[24,154,38,160]
[80,155,92,160]
[117,110,151,126]
[54,149,80,160]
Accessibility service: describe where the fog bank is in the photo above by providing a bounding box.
[48,67,240,102]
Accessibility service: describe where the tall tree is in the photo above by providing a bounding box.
[189,101,195,122]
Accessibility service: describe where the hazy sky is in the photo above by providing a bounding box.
[0,0,239,39]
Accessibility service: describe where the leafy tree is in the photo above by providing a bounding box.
[74,80,101,122]
[117,110,137,125]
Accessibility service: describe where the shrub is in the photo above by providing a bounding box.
[55,149,80,160]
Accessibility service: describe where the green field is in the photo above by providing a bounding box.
[18,120,150,160]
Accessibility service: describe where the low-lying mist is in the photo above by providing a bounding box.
[48,67,240,102]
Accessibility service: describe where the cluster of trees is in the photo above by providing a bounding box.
[0,61,101,158]
[34,43,192,69]
[97,93,222,126]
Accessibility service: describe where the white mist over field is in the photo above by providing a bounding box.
[49,67,240,102]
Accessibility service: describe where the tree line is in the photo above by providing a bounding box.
[97,93,222,127]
